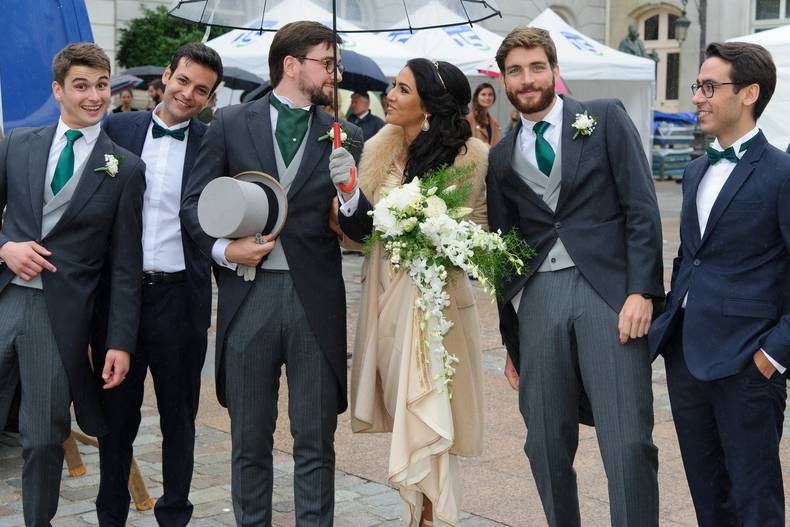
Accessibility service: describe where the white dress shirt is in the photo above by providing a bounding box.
[140,106,190,272]
[682,126,783,372]
[46,118,102,191]
[511,96,563,312]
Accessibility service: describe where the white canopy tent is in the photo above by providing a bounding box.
[728,24,790,151]
[528,9,656,158]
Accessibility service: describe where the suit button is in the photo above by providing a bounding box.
[693,259,701,266]
[554,222,562,229]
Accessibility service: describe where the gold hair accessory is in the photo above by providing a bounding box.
[431,60,447,91]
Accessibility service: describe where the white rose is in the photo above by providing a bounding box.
[424,195,448,218]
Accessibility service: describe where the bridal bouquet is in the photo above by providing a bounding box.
[364,164,534,394]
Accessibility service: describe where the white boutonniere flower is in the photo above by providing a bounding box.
[95,153,121,177]
[571,111,597,139]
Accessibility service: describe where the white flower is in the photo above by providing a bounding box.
[424,195,448,218]
[328,127,348,143]
[372,205,401,237]
[384,179,422,212]
[95,153,120,177]
[571,111,596,139]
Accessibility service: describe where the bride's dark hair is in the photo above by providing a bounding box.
[403,59,472,183]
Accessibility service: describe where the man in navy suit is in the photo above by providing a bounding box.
[649,42,790,527]
[92,43,223,527]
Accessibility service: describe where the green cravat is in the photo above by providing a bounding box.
[51,129,83,195]
[269,93,311,167]
[533,121,555,177]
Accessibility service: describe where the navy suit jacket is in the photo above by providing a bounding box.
[649,132,790,380]
[101,111,212,333]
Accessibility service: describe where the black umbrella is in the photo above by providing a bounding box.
[118,65,266,91]
[338,49,388,93]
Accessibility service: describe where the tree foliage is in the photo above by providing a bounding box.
[117,5,229,68]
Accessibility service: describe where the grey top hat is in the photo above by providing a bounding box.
[197,171,288,239]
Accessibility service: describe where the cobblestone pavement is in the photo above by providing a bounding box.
[1,181,788,526]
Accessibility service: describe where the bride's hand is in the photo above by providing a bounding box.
[504,353,519,390]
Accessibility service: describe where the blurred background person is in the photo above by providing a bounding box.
[147,79,164,109]
[347,91,384,141]
[466,82,500,146]
[112,88,138,113]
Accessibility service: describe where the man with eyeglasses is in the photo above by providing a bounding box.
[649,41,790,527]
[181,21,365,526]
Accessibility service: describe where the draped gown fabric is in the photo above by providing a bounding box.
[346,125,489,526]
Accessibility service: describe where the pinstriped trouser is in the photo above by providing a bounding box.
[517,268,658,527]
[0,285,72,527]
[224,271,338,527]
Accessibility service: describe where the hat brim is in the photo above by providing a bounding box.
[234,171,289,239]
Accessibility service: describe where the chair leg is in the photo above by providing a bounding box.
[62,432,86,477]
[70,429,154,510]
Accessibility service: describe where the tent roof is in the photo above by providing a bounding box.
[728,23,790,67]
[529,9,655,81]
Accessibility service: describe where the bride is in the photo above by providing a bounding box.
[338,58,489,527]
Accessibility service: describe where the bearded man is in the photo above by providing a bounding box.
[485,27,664,527]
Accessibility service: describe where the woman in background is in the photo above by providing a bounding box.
[465,82,500,146]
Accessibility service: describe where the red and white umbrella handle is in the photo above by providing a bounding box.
[333,122,357,193]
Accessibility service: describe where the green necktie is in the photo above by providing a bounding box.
[152,121,186,141]
[51,129,83,195]
[269,94,311,167]
[533,121,554,177]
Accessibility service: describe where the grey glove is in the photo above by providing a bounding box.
[329,147,358,195]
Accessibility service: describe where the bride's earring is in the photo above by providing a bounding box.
[421,114,430,132]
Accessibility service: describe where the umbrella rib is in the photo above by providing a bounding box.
[400,0,415,34]
[458,0,473,27]
[259,0,269,32]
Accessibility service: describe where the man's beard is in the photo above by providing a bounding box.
[506,79,555,115]
[299,76,332,107]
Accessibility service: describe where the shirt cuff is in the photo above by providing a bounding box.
[212,239,237,270]
[761,348,786,374]
[337,188,360,217]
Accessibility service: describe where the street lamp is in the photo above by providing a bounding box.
[674,0,692,44]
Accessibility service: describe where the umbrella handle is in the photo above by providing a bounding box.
[333,122,357,193]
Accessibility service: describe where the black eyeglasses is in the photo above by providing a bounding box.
[299,56,344,74]
[690,81,743,98]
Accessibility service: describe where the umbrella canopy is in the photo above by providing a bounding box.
[168,0,500,32]
[110,74,144,95]
[117,65,265,92]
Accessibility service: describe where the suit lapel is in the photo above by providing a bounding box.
[182,118,205,192]
[287,109,330,199]
[556,96,584,211]
[683,159,707,251]
[698,133,765,248]
[132,112,151,155]
[245,98,279,181]
[502,121,555,215]
[47,131,114,238]
[27,125,57,235]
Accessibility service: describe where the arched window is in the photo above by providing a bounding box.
[636,6,682,112]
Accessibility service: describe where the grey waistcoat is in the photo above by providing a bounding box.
[260,117,312,271]
[12,154,92,289]
[511,140,576,272]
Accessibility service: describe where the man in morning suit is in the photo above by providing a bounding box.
[92,43,223,527]
[0,43,145,526]
[648,42,790,527]
[486,28,664,526]
[180,21,366,526]
[347,91,384,141]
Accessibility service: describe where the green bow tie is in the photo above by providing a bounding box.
[152,121,186,141]
[269,93,311,167]
[706,137,753,165]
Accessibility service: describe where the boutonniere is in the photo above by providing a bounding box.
[571,111,597,139]
[318,125,359,149]
[95,153,121,177]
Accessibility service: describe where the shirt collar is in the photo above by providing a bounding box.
[354,110,370,120]
[519,95,564,134]
[151,104,190,131]
[271,90,312,111]
[56,117,102,145]
[711,126,759,160]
